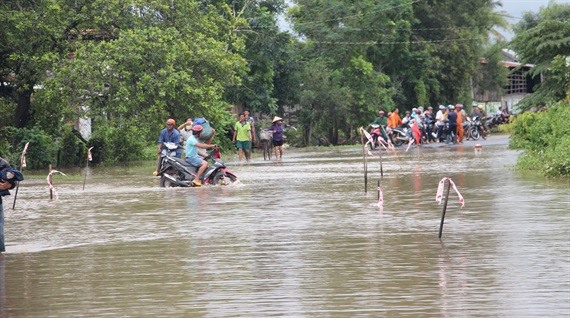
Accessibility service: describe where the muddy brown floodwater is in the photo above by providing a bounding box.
[0,135,568,317]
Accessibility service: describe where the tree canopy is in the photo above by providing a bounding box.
[2,0,542,166]
[510,2,570,108]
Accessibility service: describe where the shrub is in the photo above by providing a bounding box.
[2,126,58,170]
[58,127,87,168]
[90,123,145,164]
[510,102,570,177]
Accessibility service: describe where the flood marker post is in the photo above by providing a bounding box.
[438,179,451,238]
[47,168,67,200]
[435,177,465,238]
[12,142,29,209]
[48,164,53,200]
[82,147,93,191]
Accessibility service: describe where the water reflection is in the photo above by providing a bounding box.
[0,255,5,317]
[1,136,569,317]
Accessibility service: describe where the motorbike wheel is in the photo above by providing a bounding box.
[445,131,454,144]
[212,172,238,186]
[160,175,178,187]
[470,127,481,140]
[390,133,404,147]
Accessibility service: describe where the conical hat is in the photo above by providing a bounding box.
[272,116,283,123]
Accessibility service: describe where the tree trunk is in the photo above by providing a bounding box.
[13,87,34,128]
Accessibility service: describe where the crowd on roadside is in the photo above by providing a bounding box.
[370,103,494,146]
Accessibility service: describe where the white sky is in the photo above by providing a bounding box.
[498,0,570,39]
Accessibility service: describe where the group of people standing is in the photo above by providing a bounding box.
[156,110,286,171]
[232,111,286,162]
[371,103,488,145]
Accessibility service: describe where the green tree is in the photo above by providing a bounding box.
[510,3,570,109]
[473,41,510,101]
[412,0,506,106]
[0,0,72,129]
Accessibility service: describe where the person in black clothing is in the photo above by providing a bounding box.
[0,157,24,253]
[446,105,458,144]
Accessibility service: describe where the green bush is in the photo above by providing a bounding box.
[2,126,58,170]
[90,123,145,164]
[510,103,570,177]
[58,127,87,168]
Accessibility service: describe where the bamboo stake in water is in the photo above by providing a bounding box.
[49,164,53,200]
[82,150,91,191]
[438,179,451,239]
[361,133,367,193]
[11,181,20,209]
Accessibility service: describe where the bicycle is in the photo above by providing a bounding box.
[259,129,273,161]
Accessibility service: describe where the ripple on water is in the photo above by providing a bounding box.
[2,139,569,317]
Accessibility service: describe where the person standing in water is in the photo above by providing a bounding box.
[269,116,285,160]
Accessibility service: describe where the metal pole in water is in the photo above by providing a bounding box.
[377,179,380,201]
[438,178,451,239]
[82,156,89,191]
[11,182,20,209]
[379,147,383,179]
[364,146,368,193]
[49,164,53,201]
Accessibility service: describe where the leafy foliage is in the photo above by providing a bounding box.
[2,126,58,170]
[510,103,570,177]
[509,3,570,109]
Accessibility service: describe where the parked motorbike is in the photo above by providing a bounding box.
[157,149,238,187]
[466,116,486,141]
[389,124,412,147]
[442,120,456,144]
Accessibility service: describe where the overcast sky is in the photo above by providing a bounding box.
[498,0,570,39]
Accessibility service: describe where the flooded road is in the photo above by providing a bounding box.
[1,135,569,317]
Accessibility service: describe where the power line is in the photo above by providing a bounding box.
[293,0,423,27]
[311,37,482,45]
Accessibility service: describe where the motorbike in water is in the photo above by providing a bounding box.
[157,148,238,187]
[442,120,456,144]
[388,124,412,147]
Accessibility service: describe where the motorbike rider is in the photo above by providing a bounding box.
[478,104,488,133]
[157,118,182,158]
[185,125,218,187]
[369,109,388,144]
[387,108,403,129]
[435,105,446,142]
[423,106,436,143]
[447,105,458,143]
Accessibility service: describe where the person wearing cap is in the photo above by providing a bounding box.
[423,106,436,143]
[370,110,388,144]
[455,104,465,143]
[435,105,446,142]
[233,113,253,163]
[157,118,182,158]
[184,125,218,186]
[0,156,23,253]
[177,117,194,156]
[269,116,285,160]
[244,109,256,145]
